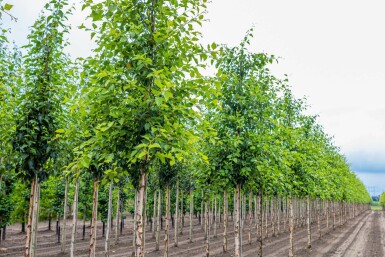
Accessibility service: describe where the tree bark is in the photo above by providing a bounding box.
[248,192,252,244]
[61,178,69,253]
[180,191,184,235]
[24,177,36,257]
[152,190,156,239]
[205,199,210,257]
[189,188,193,243]
[214,196,217,238]
[289,196,294,257]
[30,179,40,257]
[70,178,79,257]
[89,177,99,257]
[164,184,170,257]
[82,206,86,240]
[258,191,263,257]
[307,194,311,250]
[234,184,241,257]
[115,190,120,245]
[105,182,113,257]
[223,190,228,253]
[155,190,161,251]
[135,171,148,257]
[174,181,179,247]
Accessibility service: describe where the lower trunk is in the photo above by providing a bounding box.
[234,184,241,257]
[30,179,40,257]
[205,199,210,257]
[164,184,170,257]
[174,181,179,247]
[115,190,120,245]
[48,214,51,231]
[214,196,217,238]
[135,171,148,257]
[104,182,113,257]
[180,191,184,235]
[61,179,69,253]
[289,196,294,257]
[223,190,228,253]
[89,178,99,257]
[189,188,193,243]
[258,191,263,257]
[155,190,161,251]
[317,199,321,239]
[82,206,86,240]
[152,191,156,239]
[248,192,252,244]
[24,178,36,257]
[307,194,311,249]
[70,178,79,257]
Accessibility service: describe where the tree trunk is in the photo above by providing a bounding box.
[180,191,184,235]
[205,199,210,257]
[133,191,137,250]
[152,190,156,239]
[223,190,228,253]
[70,179,79,257]
[24,177,36,257]
[258,191,263,257]
[48,213,51,231]
[135,171,147,257]
[82,206,86,240]
[307,194,311,250]
[61,178,69,253]
[248,192,252,244]
[164,184,170,257]
[174,181,179,247]
[289,196,294,257]
[201,190,204,230]
[317,199,321,239]
[105,182,113,257]
[30,181,40,257]
[234,184,241,257]
[115,190,120,245]
[155,190,161,251]
[214,196,217,238]
[89,178,99,257]
[189,188,193,243]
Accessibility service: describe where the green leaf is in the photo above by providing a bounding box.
[4,4,13,11]
[55,129,65,134]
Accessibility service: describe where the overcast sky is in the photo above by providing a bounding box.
[3,0,385,195]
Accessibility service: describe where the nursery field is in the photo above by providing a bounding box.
[2,207,382,257]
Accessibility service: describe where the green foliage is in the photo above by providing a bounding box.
[12,0,72,182]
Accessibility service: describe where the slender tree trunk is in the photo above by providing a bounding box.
[82,206,86,240]
[248,192,252,244]
[164,184,170,257]
[70,179,79,257]
[317,199,321,239]
[89,178,99,257]
[289,196,294,257]
[205,199,210,257]
[30,180,40,257]
[61,178,69,253]
[48,213,51,231]
[152,191,156,239]
[174,181,179,247]
[135,171,147,257]
[258,191,263,257]
[24,177,36,257]
[180,191,184,235]
[201,190,204,230]
[307,194,311,250]
[115,190,120,245]
[189,188,194,243]
[234,184,241,257]
[214,196,217,238]
[223,190,228,253]
[155,190,161,251]
[105,182,113,257]
[133,191,137,250]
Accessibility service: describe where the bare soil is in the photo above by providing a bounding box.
[0,210,382,257]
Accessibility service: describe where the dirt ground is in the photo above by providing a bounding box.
[0,210,382,257]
